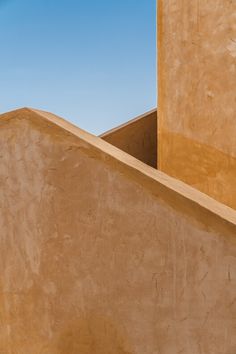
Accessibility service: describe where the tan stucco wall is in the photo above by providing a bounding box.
[100,109,157,168]
[0,108,236,354]
[158,0,236,209]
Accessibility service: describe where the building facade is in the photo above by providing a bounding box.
[158,0,236,209]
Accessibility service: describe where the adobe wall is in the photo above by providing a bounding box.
[158,0,236,209]
[0,109,236,354]
[101,109,157,168]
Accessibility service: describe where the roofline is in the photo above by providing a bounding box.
[99,108,157,138]
[1,107,236,231]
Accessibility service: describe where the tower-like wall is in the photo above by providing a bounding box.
[158,0,236,209]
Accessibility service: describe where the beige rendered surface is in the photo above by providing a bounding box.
[100,109,157,168]
[0,108,236,354]
[158,0,236,209]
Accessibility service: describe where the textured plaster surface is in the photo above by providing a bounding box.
[0,108,236,354]
[158,0,236,209]
[101,109,157,168]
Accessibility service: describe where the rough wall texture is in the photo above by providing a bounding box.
[100,110,157,168]
[158,0,236,209]
[0,109,236,354]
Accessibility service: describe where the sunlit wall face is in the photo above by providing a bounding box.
[157,0,236,209]
[0,0,156,134]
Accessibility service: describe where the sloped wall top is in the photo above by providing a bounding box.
[1,107,236,232]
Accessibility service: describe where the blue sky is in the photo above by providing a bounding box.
[0,0,156,134]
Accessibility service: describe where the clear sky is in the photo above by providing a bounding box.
[0,0,156,135]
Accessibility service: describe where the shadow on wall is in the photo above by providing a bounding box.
[44,313,133,354]
[101,109,157,169]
